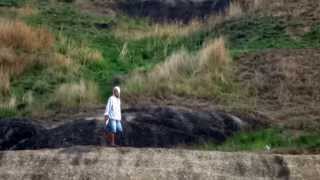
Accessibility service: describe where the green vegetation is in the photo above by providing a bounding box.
[1,0,320,152]
[0,0,26,7]
[199,128,320,152]
[0,107,17,118]
[1,1,320,118]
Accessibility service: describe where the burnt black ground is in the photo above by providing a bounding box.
[0,106,265,150]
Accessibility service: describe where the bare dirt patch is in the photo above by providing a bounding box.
[236,49,320,130]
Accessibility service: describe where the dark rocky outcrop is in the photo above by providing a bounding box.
[117,0,231,22]
[0,106,265,150]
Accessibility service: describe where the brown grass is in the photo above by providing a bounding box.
[58,35,103,64]
[235,49,320,128]
[16,4,38,16]
[0,20,54,94]
[113,19,204,40]
[124,37,242,102]
[0,96,16,109]
[53,80,100,108]
[0,20,53,52]
[226,1,243,18]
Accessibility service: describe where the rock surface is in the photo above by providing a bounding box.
[0,146,319,180]
[117,0,230,22]
[0,106,264,150]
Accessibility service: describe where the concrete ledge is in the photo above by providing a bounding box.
[0,146,320,180]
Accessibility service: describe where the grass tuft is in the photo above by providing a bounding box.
[124,37,243,104]
[52,80,100,108]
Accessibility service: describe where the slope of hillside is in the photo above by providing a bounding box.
[0,0,320,152]
[236,49,320,130]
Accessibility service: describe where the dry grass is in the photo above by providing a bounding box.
[235,49,320,128]
[58,35,103,64]
[0,20,104,114]
[113,19,204,40]
[227,1,243,18]
[253,0,264,10]
[0,96,16,111]
[0,20,54,94]
[124,37,241,102]
[16,4,38,16]
[53,80,100,108]
[0,20,53,52]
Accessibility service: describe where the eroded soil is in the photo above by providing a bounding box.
[236,49,320,130]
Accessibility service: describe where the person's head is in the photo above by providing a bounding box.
[113,86,120,98]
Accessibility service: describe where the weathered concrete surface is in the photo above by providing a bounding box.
[0,146,319,180]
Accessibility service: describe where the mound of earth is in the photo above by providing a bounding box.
[1,146,320,180]
[236,49,320,129]
[0,106,264,150]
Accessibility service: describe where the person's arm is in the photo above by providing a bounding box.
[104,97,112,123]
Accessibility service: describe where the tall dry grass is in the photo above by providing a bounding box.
[0,95,17,117]
[124,37,239,101]
[0,20,53,52]
[0,20,54,94]
[226,1,243,18]
[57,35,102,64]
[53,80,100,108]
[114,19,204,40]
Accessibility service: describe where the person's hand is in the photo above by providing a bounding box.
[104,115,109,123]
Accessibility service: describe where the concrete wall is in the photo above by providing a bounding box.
[0,146,319,180]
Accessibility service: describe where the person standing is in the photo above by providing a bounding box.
[104,86,122,146]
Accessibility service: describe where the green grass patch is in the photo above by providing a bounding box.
[0,0,26,7]
[0,108,17,118]
[198,128,320,152]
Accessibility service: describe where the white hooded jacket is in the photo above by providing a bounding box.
[104,95,121,121]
